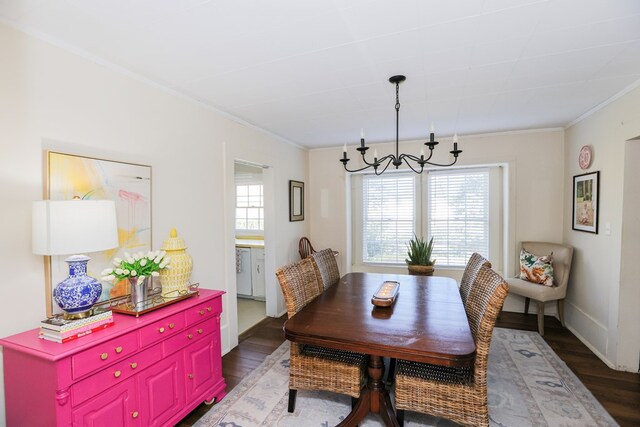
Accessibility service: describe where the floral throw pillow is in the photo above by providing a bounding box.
[519,249,555,286]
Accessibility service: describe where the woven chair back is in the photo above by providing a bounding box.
[465,266,509,385]
[298,237,316,259]
[460,253,492,306]
[311,248,340,289]
[275,258,323,318]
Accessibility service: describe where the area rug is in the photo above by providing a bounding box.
[195,328,618,426]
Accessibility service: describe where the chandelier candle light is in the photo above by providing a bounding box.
[340,75,462,175]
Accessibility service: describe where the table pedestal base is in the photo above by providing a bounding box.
[338,355,399,427]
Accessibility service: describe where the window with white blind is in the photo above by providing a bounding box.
[361,173,416,263]
[354,166,498,268]
[235,184,264,231]
[427,168,489,267]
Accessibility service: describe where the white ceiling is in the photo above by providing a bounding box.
[2,0,640,149]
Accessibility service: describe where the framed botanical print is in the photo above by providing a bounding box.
[44,151,152,316]
[572,171,599,234]
[289,180,304,221]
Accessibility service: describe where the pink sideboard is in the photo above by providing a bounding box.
[0,289,226,427]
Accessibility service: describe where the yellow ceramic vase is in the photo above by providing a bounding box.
[159,228,193,297]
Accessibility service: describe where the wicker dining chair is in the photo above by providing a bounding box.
[298,237,316,259]
[459,253,492,307]
[275,258,367,412]
[311,248,340,289]
[395,266,509,427]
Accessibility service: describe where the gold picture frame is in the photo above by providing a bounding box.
[44,151,152,317]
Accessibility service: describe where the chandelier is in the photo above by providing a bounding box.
[340,75,462,175]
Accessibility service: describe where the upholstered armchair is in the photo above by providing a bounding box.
[505,241,574,336]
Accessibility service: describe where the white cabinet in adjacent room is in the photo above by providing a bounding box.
[251,248,265,299]
[236,247,252,297]
[235,246,265,300]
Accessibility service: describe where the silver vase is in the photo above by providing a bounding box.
[128,276,149,311]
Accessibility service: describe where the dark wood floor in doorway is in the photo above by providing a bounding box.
[177,312,640,427]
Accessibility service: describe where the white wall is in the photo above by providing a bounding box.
[564,85,640,371]
[0,22,308,423]
[309,129,566,314]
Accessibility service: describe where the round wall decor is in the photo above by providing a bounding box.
[579,145,592,170]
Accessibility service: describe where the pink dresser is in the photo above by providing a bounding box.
[0,289,226,426]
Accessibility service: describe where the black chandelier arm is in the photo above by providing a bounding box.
[401,156,426,174]
[373,157,395,175]
[342,162,378,173]
[423,156,461,168]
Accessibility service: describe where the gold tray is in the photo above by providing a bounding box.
[107,283,200,317]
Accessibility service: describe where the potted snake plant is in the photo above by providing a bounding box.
[406,235,435,276]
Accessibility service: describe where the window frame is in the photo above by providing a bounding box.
[235,183,264,233]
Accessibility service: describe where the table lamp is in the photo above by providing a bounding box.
[32,199,119,319]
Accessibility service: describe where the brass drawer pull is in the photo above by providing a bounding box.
[207,307,212,312]
[115,346,123,354]
[187,334,193,340]
[130,362,138,369]
[114,370,121,378]
[159,327,165,333]
[199,309,205,316]
[169,323,175,329]
[100,353,108,360]
[132,411,139,418]
[198,328,203,334]
[188,373,194,379]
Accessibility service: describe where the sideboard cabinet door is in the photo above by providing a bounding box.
[185,337,221,401]
[137,352,185,427]
[71,378,140,427]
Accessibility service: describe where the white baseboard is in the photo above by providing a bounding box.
[564,301,616,369]
[566,323,616,369]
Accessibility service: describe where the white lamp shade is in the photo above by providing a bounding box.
[32,200,119,255]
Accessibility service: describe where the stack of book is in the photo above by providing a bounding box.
[39,309,115,343]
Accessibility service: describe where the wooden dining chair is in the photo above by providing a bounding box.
[311,248,340,289]
[298,237,316,259]
[275,258,367,412]
[459,253,492,307]
[395,266,509,427]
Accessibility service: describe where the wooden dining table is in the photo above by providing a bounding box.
[284,272,476,427]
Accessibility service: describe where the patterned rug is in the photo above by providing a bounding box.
[195,328,618,426]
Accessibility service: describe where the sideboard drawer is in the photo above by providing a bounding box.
[72,332,139,379]
[72,343,162,407]
[164,318,217,356]
[139,312,185,348]
[185,298,222,326]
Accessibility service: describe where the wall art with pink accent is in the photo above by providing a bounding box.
[45,151,152,316]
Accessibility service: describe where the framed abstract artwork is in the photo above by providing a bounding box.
[289,180,304,221]
[572,171,599,234]
[44,151,152,316]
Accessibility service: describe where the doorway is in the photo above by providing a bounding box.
[234,161,267,334]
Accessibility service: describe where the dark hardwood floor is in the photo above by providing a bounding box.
[178,312,640,426]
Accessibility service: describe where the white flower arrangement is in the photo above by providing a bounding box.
[102,251,171,283]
